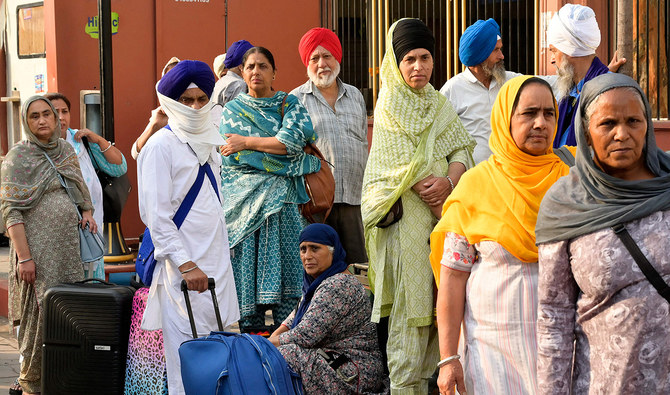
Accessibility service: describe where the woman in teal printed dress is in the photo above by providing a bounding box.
[220,46,321,332]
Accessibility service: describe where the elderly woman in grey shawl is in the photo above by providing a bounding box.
[535,73,670,394]
[0,96,94,394]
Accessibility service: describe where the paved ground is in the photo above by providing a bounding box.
[0,246,257,392]
[0,247,19,392]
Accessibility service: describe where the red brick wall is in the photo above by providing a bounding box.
[44,0,321,239]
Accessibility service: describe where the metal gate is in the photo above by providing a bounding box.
[321,0,538,111]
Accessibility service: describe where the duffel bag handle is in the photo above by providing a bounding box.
[77,278,114,286]
[181,278,224,338]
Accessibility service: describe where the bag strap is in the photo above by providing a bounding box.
[81,136,101,171]
[612,223,670,303]
[554,146,575,167]
[43,152,83,220]
[280,94,288,119]
[173,162,220,228]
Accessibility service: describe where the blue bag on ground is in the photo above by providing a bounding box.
[180,332,303,395]
[178,279,303,395]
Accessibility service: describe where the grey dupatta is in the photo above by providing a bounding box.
[536,73,670,244]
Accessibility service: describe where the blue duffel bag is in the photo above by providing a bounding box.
[180,332,303,395]
[178,280,303,395]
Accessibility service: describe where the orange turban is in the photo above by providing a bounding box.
[298,28,342,67]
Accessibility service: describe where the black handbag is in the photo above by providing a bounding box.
[376,197,403,228]
[82,137,131,222]
[612,223,670,303]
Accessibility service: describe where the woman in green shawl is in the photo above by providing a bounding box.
[220,47,321,333]
[1,96,93,394]
[361,18,475,394]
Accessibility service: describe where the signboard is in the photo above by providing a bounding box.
[85,12,119,38]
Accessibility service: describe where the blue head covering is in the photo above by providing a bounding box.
[459,18,501,67]
[292,224,349,329]
[224,40,254,68]
[157,60,216,100]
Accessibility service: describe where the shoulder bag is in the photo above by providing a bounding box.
[135,162,220,286]
[43,153,106,263]
[279,95,335,223]
[81,137,132,222]
[612,223,670,303]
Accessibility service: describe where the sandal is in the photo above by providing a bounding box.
[241,324,276,338]
[9,378,22,395]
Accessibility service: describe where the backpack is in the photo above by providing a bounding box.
[179,332,303,395]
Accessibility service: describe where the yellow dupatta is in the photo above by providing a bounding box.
[430,76,574,285]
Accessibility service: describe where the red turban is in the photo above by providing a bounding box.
[298,28,342,67]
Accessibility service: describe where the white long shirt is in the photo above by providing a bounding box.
[65,131,104,227]
[440,69,558,164]
[137,128,239,334]
[440,69,521,164]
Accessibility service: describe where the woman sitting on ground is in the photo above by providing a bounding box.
[269,224,386,394]
[536,73,670,394]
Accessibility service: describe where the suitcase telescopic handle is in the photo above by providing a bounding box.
[181,278,224,339]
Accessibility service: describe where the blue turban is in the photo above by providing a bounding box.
[224,40,254,68]
[157,60,216,100]
[292,224,349,328]
[459,18,501,67]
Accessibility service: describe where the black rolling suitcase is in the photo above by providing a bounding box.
[41,279,135,394]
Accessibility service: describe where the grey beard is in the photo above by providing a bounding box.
[481,61,507,87]
[556,61,576,100]
[308,63,341,89]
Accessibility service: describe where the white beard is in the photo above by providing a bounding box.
[556,60,576,100]
[308,62,341,89]
[481,60,507,87]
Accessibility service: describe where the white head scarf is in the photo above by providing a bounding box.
[547,3,600,57]
[156,82,224,165]
[213,53,227,78]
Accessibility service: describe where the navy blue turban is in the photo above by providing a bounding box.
[292,224,349,328]
[459,18,501,67]
[224,40,254,68]
[157,60,216,100]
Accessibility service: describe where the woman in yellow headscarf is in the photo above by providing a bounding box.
[431,76,574,395]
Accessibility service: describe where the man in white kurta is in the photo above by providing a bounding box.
[137,60,239,394]
[439,19,533,164]
[440,18,620,164]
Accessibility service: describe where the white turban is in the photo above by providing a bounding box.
[547,4,600,57]
[212,53,227,78]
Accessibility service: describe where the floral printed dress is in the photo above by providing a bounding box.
[537,210,670,394]
[278,273,387,394]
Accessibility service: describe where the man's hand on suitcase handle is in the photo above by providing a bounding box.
[179,261,208,292]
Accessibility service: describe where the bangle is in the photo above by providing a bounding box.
[100,141,114,153]
[18,258,33,264]
[180,265,198,274]
[445,175,455,192]
[437,354,460,368]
